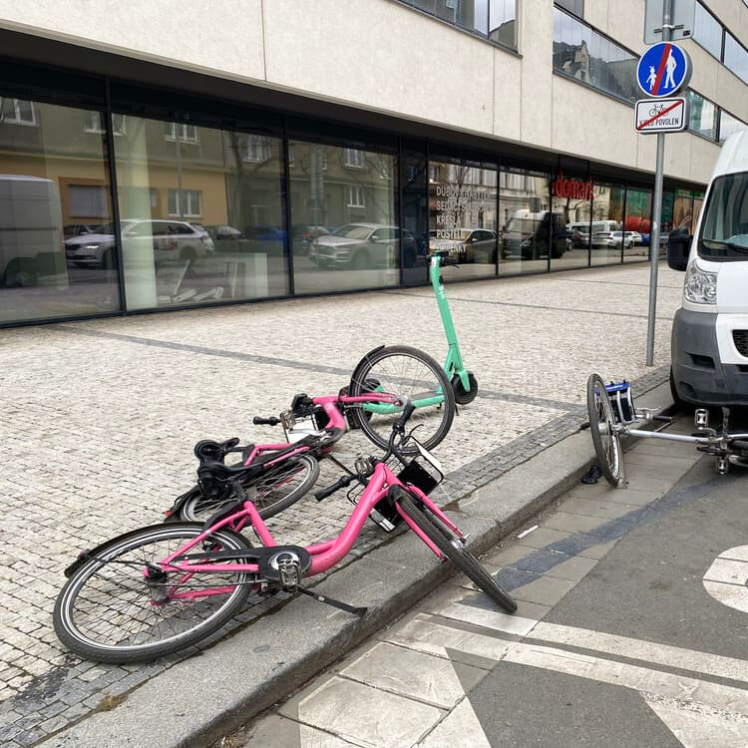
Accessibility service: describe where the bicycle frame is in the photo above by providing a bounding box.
[155,460,463,601]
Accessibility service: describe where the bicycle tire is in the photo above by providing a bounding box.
[54,523,253,663]
[586,373,624,487]
[395,489,517,614]
[348,345,456,454]
[177,454,320,523]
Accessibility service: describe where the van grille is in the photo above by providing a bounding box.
[733,330,748,357]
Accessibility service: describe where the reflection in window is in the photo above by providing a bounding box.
[499,169,551,276]
[244,135,272,163]
[0,97,119,323]
[114,117,287,310]
[399,0,517,49]
[724,33,748,86]
[551,173,592,271]
[686,90,717,140]
[624,187,652,263]
[290,141,397,294]
[591,181,624,266]
[84,112,126,135]
[555,0,583,16]
[429,159,497,279]
[165,122,199,143]
[167,189,203,217]
[719,111,748,143]
[0,97,37,126]
[692,2,723,60]
[553,8,638,104]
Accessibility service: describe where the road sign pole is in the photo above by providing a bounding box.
[646,0,673,367]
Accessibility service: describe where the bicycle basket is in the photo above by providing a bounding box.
[605,381,636,424]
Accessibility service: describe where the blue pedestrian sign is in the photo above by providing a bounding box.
[636,42,691,97]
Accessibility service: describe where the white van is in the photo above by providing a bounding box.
[668,131,748,406]
[0,175,67,287]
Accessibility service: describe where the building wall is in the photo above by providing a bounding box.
[0,0,728,184]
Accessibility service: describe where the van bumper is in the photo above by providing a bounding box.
[671,308,748,406]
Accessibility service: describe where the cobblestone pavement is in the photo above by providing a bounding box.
[0,262,682,746]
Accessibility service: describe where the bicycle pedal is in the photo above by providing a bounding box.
[277,556,301,591]
[694,409,709,430]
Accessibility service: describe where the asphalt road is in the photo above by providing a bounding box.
[232,415,748,747]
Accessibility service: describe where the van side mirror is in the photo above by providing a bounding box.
[667,227,691,271]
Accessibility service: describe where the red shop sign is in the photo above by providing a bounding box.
[553,172,594,201]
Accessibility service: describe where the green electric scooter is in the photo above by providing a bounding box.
[429,251,478,405]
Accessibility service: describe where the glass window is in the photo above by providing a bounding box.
[114,116,288,310]
[673,188,696,234]
[0,96,119,324]
[290,141,398,294]
[724,33,748,86]
[399,1,516,49]
[402,146,429,285]
[699,175,748,260]
[489,0,516,49]
[590,181,625,266]
[0,97,37,126]
[692,2,723,60]
[499,169,551,276]
[719,111,748,143]
[624,187,652,263]
[429,159,497,279]
[550,172,593,270]
[84,112,126,135]
[555,0,583,17]
[553,8,638,104]
[685,90,717,140]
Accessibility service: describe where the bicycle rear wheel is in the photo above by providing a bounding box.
[395,489,517,614]
[178,454,319,522]
[54,523,253,663]
[348,345,455,454]
[586,373,624,487]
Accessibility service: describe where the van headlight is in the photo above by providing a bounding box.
[684,263,717,304]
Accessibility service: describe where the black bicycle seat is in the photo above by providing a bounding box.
[194,438,241,463]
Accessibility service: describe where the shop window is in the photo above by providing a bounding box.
[290,140,397,294]
[692,2,723,60]
[624,187,652,263]
[115,116,287,310]
[489,0,516,49]
[167,189,203,217]
[0,97,37,126]
[343,148,366,168]
[84,112,126,135]
[553,8,638,104]
[499,169,551,276]
[165,122,199,143]
[244,135,272,163]
[550,172,593,271]
[0,97,119,324]
[686,90,717,141]
[590,180,625,266]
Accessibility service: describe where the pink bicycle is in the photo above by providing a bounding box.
[167,344,457,523]
[54,399,515,663]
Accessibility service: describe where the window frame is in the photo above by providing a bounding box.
[0,97,37,126]
[167,189,203,218]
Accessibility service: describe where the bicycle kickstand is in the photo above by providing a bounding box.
[296,586,368,617]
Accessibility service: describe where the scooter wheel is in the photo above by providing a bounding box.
[452,372,478,405]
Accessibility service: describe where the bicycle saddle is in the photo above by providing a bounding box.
[194,438,241,463]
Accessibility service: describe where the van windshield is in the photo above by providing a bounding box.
[700,173,748,260]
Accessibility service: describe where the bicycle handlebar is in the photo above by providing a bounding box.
[314,474,356,501]
[426,251,460,267]
[253,416,280,426]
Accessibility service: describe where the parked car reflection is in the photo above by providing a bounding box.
[309,223,415,270]
[429,228,497,263]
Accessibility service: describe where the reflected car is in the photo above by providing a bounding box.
[429,228,497,263]
[65,219,215,268]
[64,223,101,239]
[205,224,243,241]
[592,231,634,249]
[309,223,414,270]
[244,225,287,243]
[293,225,331,255]
[501,211,569,260]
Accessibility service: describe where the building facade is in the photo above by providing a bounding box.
[0,0,745,326]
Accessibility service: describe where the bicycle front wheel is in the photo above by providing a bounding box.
[54,523,253,663]
[586,373,624,487]
[396,490,517,614]
[178,454,320,522]
[348,345,456,454]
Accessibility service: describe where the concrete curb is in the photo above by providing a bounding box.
[38,381,674,748]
